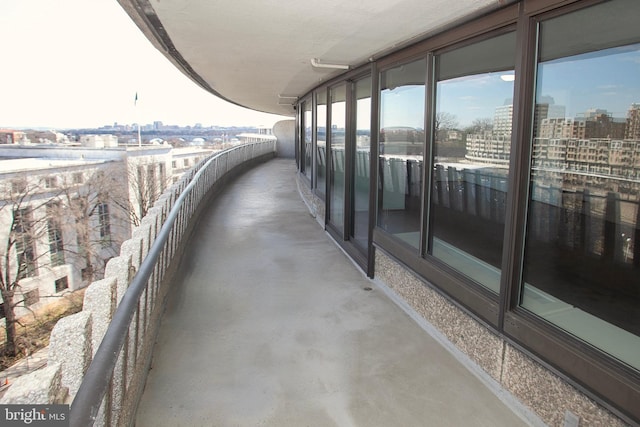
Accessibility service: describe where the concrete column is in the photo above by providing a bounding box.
[273,119,296,158]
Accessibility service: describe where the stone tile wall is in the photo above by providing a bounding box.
[374,250,629,427]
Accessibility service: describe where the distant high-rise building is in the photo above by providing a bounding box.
[580,110,626,139]
[538,110,625,140]
[493,104,513,136]
[625,103,640,139]
[534,97,566,133]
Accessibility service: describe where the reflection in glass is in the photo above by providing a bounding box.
[329,84,346,233]
[378,59,426,248]
[352,77,372,252]
[316,91,327,196]
[521,0,640,371]
[431,32,516,293]
[303,101,312,182]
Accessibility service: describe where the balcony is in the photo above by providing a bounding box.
[0,140,533,426]
[133,158,529,427]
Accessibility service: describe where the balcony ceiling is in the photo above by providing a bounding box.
[118,0,506,117]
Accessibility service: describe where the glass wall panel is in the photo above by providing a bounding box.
[352,76,372,252]
[432,32,516,293]
[378,59,426,248]
[303,101,313,182]
[521,0,640,371]
[316,91,327,197]
[329,84,347,233]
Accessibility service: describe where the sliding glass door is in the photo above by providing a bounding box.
[327,76,373,268]
[350,76,372,254]
[328,84,347,234]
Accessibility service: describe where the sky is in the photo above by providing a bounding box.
[0,0,287,130]
[378,41,640,131]
[536,45,640,119]
[437,72,514,129]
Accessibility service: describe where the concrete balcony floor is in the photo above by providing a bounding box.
[134,158,530,427]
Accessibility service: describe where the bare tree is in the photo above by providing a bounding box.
[435,112,459,140]
[0,175,60,357]
[0,157,169,358]
[465,117,494,134]
[55,158,170,284]
[110,159,171,227]
[56,166,124,283]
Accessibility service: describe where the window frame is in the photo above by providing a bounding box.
[424,25,518,296]
[299,96,314,186]
[326,81,349,236]
[376,54,429,253]
[373,23,521,328]
[98,202,111,241]
[295,0,640,422]
[13,207,38,279]
[47,201,65,267]
[55,276,69,293]
[314,87,329,199]
[501,1,640,422]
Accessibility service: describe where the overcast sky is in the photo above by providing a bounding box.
[0,0,287,130]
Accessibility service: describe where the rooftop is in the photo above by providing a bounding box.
[0,158,109,174]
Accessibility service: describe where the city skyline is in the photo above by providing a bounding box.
[0,0,288,130]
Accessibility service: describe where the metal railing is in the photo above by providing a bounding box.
[69,140,275,426]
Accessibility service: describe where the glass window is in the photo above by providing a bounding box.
[378,58,426,248]
[98,202,111,240]
[24,289,39,306]
[47,202,65,267]
[521,0,640,371]
[147,165,157,202]
[13,207,37,279]
[45,176,57,188]
[303,101,313,182]
[55,276,69,293]
[316,91,327,196]
[11,179,26,194]
[329,84,347,233]
[352,76,372,251]
[159,163,166,192]
[431,32,516,293]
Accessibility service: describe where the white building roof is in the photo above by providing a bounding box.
[0,158,110,175]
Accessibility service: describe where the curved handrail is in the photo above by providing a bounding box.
[68,141,274,426]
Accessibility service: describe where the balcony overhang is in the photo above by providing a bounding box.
[117,0,508,117]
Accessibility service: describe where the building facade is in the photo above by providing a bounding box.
[0,158,129,320]
[295,1,640,424]
[106,0,640,423]
[0,142,211,321]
